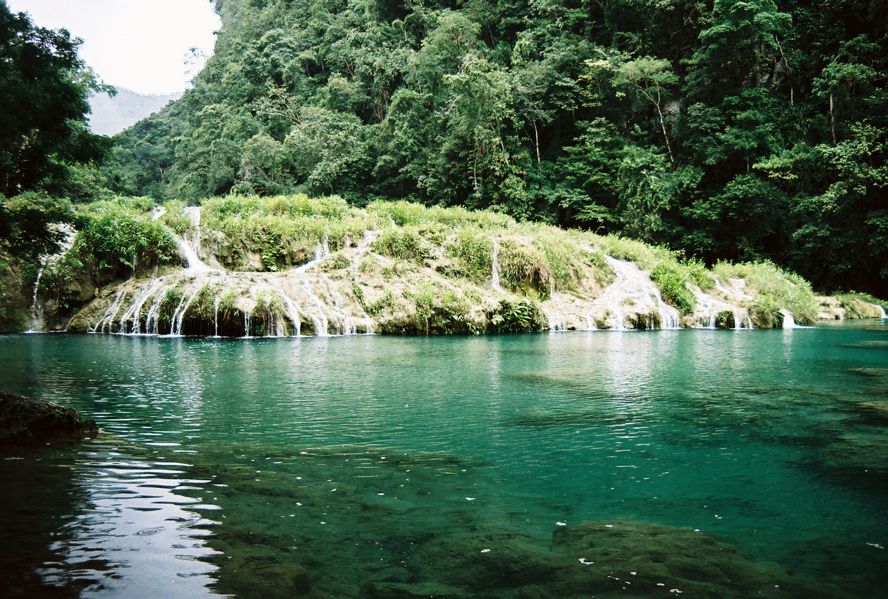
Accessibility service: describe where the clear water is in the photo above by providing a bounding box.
[1,323,887,598]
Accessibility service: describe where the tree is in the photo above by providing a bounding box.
[0,1,111,197]
[0,1,111,262]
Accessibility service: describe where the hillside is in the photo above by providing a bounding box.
[88,88,182,136]
[98,0,888,298]
[11,195,882,338]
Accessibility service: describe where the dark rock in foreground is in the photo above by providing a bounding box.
[0,392,97,444]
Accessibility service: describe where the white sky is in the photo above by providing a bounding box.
[6,0,221,95]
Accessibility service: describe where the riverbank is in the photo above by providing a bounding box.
[5,196,886,336]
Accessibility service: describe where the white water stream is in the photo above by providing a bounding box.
[585,257,681,330]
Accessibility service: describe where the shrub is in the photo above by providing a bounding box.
[448,229,494,282]
[713,261,817,324]
[650,262,696,314]
[372,227,433,262]
[74,203,179,281]
[487,298,547,333]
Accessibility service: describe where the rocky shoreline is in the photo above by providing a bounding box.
[5,199,887,336]
[0,392,97,445]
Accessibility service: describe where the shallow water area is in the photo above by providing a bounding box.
[1,322,887,597]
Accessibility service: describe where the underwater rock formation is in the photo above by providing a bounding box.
[173,442,875,599]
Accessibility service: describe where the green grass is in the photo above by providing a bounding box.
[713,261,818,324]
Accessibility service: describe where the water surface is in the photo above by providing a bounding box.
[1,324,887,597]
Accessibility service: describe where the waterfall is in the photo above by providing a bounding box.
[155,205,216,272]
[213,296,221,337]
[295,234,331,273]
[242,310,253,338]
[145,283,175,334]
[168,283,204,336]
[589,257,681,330]
[184,207,202,253]
[275,290,303,336]
[74,267,376,339]
[300,280,329,336]
[491,239,502,292]
[118,280,165,335]
[90,288,130,334]
[174,234,215,272]
[25,265,45,332]
[352,230,379,274]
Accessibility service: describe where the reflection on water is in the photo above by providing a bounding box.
[1,441,223,599]
[1,324,887,597]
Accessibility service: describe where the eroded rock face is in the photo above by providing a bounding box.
[817,296,885,320]
[0,392,97,444]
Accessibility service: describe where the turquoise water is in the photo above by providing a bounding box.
[1,324,887,598]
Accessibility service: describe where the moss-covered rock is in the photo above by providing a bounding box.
[0,392,97,444]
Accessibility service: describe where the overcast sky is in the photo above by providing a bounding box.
[6,0,221,95]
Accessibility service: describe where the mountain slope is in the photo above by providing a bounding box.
[89,88,182,136]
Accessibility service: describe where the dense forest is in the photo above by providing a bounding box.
[3,0,888,296]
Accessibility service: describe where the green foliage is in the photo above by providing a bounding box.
[83,0,888,296]
[200,194,364,270]
[487,298,547,333]
[372,227,433,262]
[497,239,552,299]
[73,199,179,280]
[713,261,818,324]
[0,4,112,197]
[650,262,695,314]
[836,292,888,313]
[591,235,675,271]
[0,194,76,262]
[409,281,480,335]
[448,230,494,283]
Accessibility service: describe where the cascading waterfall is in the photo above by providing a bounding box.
[154,205,217,272]
[300,279,330,336]
[90,288,129,334]
[184,207,203,256]
[117,279,165,335]
[24,225,76,333]
[168,282,204,336]
[145,283,176,335]
[691,287,753,329]
[352,230,379,274]
[174,232,215,272]
[275,290,303,337]
[25,264,45,332]
[67,217,801,337]
[586,257,681,330]
[295,234,331,273]
[74,266,376,339]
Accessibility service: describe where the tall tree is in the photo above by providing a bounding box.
[0,1,110,261]
[0,1,110,197]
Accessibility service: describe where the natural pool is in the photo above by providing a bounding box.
[1,323,887,598]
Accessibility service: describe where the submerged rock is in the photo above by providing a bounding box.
[548,520,854,598]
[0,392,97,444]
